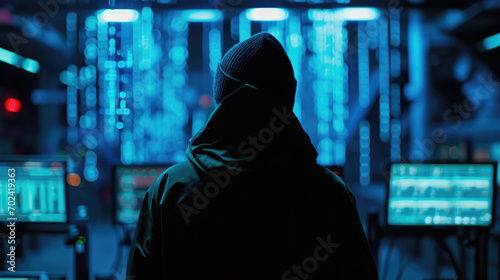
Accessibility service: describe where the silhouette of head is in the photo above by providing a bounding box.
[213,32,297,109]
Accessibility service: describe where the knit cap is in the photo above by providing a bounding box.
[213,32,297,108]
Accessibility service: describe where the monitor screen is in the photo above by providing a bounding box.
[0,161,67,223]
[114,164,172,224]
[387,163,495,226]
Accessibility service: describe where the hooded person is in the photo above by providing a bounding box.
[127,32,378,279]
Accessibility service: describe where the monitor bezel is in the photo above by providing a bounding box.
[112,163,174,225]
[385,161,497,229]
[0,155,70,232]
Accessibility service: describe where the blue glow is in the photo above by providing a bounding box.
[97,9,139,23]
[311,14,347,166]
[338,8,379,21]
[406,12,425,101]
[390,48,400,78]
[390,83,401,118]
[0,47,40,74]
[182,10,222,22]
[246,8,289,21]
[192,110,207,137]
[83,165,99,182]
[390,10,400,47]
[287,14,303,120]
[85,151,98,165]
[358,21,370,108]
[379,15,390,142]
[309,8,378,22]
[0,47,19,65]
[209,28,222,77]
[359,120,370,186]
[483,32,500,51]
[390,119,401,162]
[239,13,251,41]
[22,58,40,73]
[67,65,78,128]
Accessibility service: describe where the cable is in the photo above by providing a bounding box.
[434,236,463,280]
[381,237,397,280]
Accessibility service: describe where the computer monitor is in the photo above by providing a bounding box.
[113,164,173,224]
[387,163,496,227]
[0,159,68,223]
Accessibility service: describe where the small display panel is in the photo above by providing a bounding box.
[387,163,495,226]
[114,165,172,224]
[0,161,67,223]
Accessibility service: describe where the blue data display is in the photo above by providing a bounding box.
[388,163,495,226]
[114,165,171,224]
[0,162,67,223]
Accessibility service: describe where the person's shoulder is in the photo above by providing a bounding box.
[148,160,201,198]
[312,164,355,204]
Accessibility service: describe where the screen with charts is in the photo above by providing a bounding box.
[387,163,495,226]
[114,164,172,224]
[0,161,67,223]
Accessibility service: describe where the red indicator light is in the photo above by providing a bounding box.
[5,98,21,113]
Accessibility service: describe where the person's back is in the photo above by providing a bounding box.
[127,32,378,279]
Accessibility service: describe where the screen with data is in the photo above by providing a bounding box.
[388,163,495,226]
[114,165,172,224]
[0,161,67,223]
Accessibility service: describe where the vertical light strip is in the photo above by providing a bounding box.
[161,11,189,163]
[66,64,78,145]
[265,20,285,45]
[390,9,401,162]
[142,6,157,163]
[132,11,145,164]
[311,9,347,166]
[82,15,99,181]
[334,14,348,166]
[97,17,117,144]
[358,21,370,108]
[313,12,333,165]
[239,12,251,41]
[286,13,303,120]
[390,118,401,162]
[359,120,370,186]
[208,27,222,78]
[378,15,390,142]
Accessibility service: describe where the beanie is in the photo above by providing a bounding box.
[213,32,297,108]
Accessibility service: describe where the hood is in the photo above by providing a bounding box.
[186,85,317,175]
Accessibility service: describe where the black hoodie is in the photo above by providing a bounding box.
[126,84,378,279]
